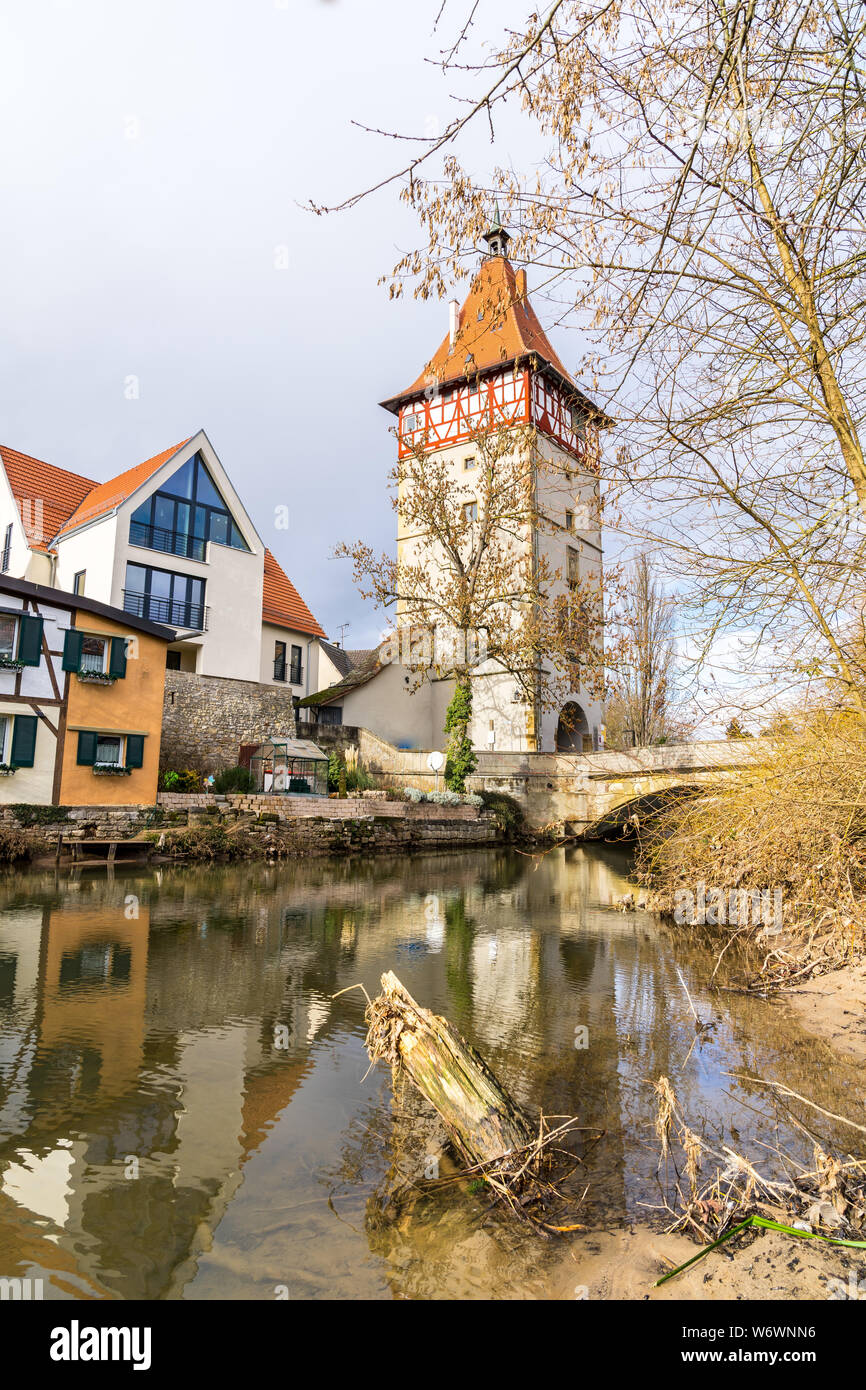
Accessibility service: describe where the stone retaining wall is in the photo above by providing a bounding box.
[161,670,298,774]
[156,791,481,821]
[0,804,162,853]
[0,796,498,859]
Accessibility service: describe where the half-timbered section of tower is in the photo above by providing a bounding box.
[380,211,608,754]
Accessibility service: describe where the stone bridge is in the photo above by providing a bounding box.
[336,727,768,835]
[469,738,769,834]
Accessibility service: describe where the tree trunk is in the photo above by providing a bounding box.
[365,971,535,1177]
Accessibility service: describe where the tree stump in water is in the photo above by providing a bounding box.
[365,971,536,1183]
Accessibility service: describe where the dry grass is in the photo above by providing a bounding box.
[636,714,866,984]
[652,1073,866,1253]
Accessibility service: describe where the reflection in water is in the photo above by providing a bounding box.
[0,847,862,1300]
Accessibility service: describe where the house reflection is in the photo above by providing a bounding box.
[0,845,810,1302]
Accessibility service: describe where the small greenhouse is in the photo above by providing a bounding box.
[249,736,329,797]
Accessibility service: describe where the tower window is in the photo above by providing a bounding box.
[463,457,476,471]
[464,501,478,523]
[565,510,574,531]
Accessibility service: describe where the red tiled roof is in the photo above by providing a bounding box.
[0,446,97,545]
[53,440,189,538]
[385,255,576,407]
[262,548,327,639]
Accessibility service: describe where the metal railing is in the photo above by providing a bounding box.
[122,589,208,631]
[129,520,206,561]
[273,658,303,685]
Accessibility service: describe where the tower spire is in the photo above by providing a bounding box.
[482,203,511,259]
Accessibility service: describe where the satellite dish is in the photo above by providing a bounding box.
[427,750,445,772]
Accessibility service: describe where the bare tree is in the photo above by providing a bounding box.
[605,554,682,747]
[336,422,605,779]
[322,0,866,720]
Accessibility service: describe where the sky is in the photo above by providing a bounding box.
[0,0,549,650]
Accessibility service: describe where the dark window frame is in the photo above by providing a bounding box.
[273,641,287,682]
[129,453,250,559]
[124,562,206,630]
[289,645,303,685]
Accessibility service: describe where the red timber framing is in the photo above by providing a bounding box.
[398,367,530,458]
[398,365,598,472]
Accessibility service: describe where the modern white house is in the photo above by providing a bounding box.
[0,431,328,702]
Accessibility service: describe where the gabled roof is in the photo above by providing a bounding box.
[53,440,189,538]
[262,548,327,639]
[0,446,97,545]
[317,639,375,681]
[297,646,384,707]
[380,254,603,415]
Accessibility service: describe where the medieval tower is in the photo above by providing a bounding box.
[380,211,607,754]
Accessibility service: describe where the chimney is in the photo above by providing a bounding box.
[448,299,459,348]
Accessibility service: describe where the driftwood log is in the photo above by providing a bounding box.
[365,971,537,1183]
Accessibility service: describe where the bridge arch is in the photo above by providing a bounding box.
[580,785,703,840]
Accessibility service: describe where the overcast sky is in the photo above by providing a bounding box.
[0,0,553,648]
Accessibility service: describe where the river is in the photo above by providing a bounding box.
[0,846,862,1300]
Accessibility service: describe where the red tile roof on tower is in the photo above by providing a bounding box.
[382,255,579,410]
[262,548,327,639]
[53,440,189,538]
[0,446,97,547]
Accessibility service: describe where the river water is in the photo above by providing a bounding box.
[0,846,862,1300]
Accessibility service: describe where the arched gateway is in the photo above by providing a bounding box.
[556,701,591,752]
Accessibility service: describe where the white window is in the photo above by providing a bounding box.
[95,734,123,766]
[80,635,108,674]
[0,615,17,657]
[463,456,476,471]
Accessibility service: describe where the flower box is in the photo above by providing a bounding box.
[0,765,16,776]
[92,764,132,776]
[77,671,118,685]
[0,656,24,671]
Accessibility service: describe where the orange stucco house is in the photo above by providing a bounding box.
[0,575,174,806]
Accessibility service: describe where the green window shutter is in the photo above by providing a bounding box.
[125,734,145,769]
[76,730,98,765]
[10,715,37,768]
[16,614,44,667]
[62,629,84,672]
[109,636,128,679]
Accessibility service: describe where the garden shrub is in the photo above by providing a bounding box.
[212,766,255,794]
[160,769,201,793]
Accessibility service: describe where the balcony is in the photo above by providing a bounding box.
[129,520,207,562]
[274,658,303,685]
[122,590,209,632]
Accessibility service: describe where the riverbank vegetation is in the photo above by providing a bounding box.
[636,716,866,984]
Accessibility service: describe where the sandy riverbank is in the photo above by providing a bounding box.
[542,1224,861,1300]
[785,960,866,1065]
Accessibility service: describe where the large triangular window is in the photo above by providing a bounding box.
[130,453,250,559]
